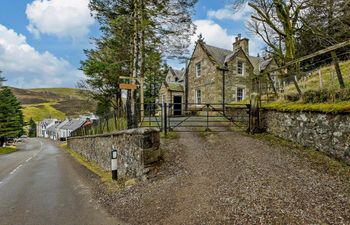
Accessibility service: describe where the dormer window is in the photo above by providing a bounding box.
[195,62,201,77]
[237,61,244,76]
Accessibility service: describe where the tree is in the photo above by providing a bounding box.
[0,87,24,146]
[84,0,197,128]
[297,0,349,89]
[232,0,307,96]
[28,118,37,138]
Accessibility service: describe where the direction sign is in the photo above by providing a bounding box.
[119,83,137,90]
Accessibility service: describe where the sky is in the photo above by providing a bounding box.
[0,0,265,88]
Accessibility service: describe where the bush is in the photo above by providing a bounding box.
[303,89,329,103]
[335,88,350,101]
[284,93,300,102]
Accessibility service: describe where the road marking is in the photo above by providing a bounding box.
[0,139,44,189]
[25,157,33,162]
[10,164,22,175]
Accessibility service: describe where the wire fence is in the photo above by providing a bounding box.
[258,44,350,103]
[71,107,128,137]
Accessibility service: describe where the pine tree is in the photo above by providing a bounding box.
[28,118,37,138]
[0,87,24,146]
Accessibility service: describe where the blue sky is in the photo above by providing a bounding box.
[0,0,264,88]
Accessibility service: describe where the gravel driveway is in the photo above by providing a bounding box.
[98,131,350,225]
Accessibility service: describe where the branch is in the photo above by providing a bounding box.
[249,2,286,37]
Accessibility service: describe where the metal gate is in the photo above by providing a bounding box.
[140,102,254,134]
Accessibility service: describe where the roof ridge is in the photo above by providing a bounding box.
[204,43,233,53]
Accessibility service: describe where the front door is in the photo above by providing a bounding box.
[173,96,182,116]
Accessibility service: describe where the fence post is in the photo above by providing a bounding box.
[163,102,167,136]
[205,104,210,132]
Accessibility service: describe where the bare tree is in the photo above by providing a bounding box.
[232,0,308,96]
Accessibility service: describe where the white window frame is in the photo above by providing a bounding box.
[237,61,245,76]
[195,89,201,104]
[236,87,245,102]
[195,62,201,77]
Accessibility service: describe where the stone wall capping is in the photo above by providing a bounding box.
[262,107,350,115]
[68,127,160,140]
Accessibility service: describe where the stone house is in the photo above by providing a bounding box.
[158,35,275,114]
[159,67,185,115]
[186,35,264,106]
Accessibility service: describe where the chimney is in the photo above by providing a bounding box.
[233,34,249,55]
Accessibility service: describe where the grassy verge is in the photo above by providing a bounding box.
[250,132,350,176]
[60,143,131,191]
[0,146,17,154]
[263,101,350,113]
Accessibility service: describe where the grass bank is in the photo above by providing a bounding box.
[0,146,17,154]
[262,101,350,113]
[60,143,132,191]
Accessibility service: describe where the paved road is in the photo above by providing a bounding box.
[0,138,122,225]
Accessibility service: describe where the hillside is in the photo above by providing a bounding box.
[284,60,350,94]
[11,87,96,122]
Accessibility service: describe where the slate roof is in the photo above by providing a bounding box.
[200,42,273,74]
[205,44,235,65]
[259,58,273,72]
[46,123,59,133]
[173,69,184,80]
[61,119,86,131]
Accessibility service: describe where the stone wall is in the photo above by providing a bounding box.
[263,110,350,165]
[67,128,160,180]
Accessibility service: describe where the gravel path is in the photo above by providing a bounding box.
[99,131,350,225]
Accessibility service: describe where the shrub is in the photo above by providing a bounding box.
[335,88,350,101]
[303,89,329,103]
[284,93,300,102]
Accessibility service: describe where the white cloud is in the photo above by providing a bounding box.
[26,0,94,39]
[208,3,253,21]
[190,20,264,56]
[0,24,83,88]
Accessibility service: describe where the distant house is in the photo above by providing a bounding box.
[37,119,59,138]
[46,123,59,140]
[54,119,70,141]
[59,119,87,140]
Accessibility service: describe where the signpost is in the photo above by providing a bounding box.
[119,83,137,90]
[119,76,145,120]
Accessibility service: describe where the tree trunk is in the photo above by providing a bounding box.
[331,51,345,89]
[130,0,140,128]
[266,73,278,97]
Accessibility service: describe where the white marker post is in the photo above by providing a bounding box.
[111,146,118,180]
